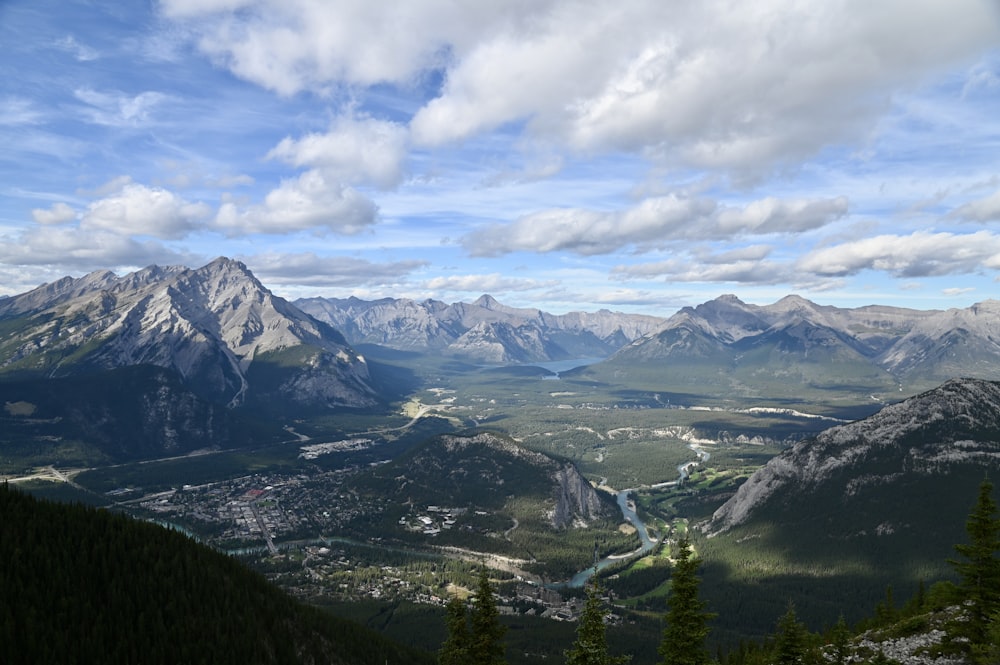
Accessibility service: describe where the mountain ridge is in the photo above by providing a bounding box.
[597,294,1000,401]
[705,376,1000,535]
[0,257,376,411]
[295,294,667,364]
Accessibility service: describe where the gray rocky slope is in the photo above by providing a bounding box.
[0,257,376,410]
[295,294,666,364]
[705,377,1000,535]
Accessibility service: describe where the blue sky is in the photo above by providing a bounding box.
[2,0,999,315]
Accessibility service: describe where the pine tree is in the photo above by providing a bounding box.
[658,537,715,665]
[774,602,809,665]
[439,595,470,665]
[469,566,506,665]
[827,614,851,665]
[565,574,630,665]
[949,478,1000,652]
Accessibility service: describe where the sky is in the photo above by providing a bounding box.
[2,0,1000,316]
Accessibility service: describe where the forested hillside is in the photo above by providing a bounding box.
[0,485,434,665]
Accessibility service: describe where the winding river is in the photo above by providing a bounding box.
[563,441,711,587]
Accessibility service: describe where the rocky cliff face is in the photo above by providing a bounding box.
[704,377,1000,535]
[549,463,607,528]
[0,258,376,410]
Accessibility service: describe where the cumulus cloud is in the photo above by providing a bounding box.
[214,169,378,235]
[461,195,846,256]
[797,231,1000,277]
[611,256,788,285]
[0,226,193,271]
[159,0,535,94]
[423,273,558,292]
[247,252,427,286]
[268,114,408,189]
[161,0,1000,176]
[81,183,211,239]
[31,202,77,225]
[714,197,849,234]
[951,188,1000,222]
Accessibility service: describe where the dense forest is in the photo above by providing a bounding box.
[4,475,1000,665]
[434,483,1000,665]
[0,484,434,664]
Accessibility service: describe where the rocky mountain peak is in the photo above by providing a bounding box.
[0,259,376,411]
[473,294,502,310]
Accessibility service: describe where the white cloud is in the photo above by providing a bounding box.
[0,226,192,271]
[423,273,558,292]
[461,194,846,256]
[268,114,408,189]
[797,231,1000,277]
[160,0,536,94]
[54,35,100,62]
[32,202,77,225]
[213,169,378,235]
[81,183,211,239]
[951,188,1000,222]
[160,0,1000,177]
[714,197,849,235]
[73,88,169,126]
[611,256,788,285]
[0,97,44,126]
[246,252,427,286]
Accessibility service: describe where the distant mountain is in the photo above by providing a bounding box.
[0,485,434,664]
[295,294,666,364]
[594,294,1000,403]
[0,257,377,411]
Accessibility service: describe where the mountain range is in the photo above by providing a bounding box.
[588,294,1000,404]
[295,294,666,364]
[4,259,1000,463]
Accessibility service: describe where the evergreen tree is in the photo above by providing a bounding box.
[565,574,630,665]
[469,566,506,665]
[949,478,1000,652]
[439,595,470,665]
[658,537,715,665]
[827,614,851,665]
[985,611,1000,665]
[774,602,809,665]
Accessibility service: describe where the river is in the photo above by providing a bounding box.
[562,441,711,587]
